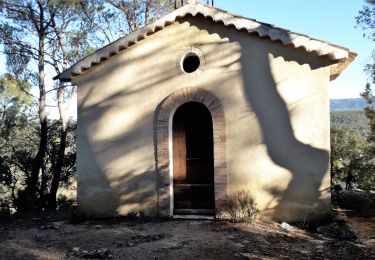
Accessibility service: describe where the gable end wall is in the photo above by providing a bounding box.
[74,16,332,221]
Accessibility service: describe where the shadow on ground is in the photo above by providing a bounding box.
[0,209,374,260]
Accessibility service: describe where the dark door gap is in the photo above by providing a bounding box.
[172,102,215,215]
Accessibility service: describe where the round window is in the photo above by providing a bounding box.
[182,53,200,73]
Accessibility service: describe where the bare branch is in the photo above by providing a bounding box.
[80,1,113,44]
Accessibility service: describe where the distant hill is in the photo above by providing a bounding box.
[331,110,370,134]
[330,98,367,111]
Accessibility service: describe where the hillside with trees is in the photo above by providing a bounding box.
[331,110,370,134]
[330,87,375,193]
[329,0,375,195]
[330,85,375,193]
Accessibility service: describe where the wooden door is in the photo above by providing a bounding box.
[173,102,214,215]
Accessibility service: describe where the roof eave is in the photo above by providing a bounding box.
[330,51,357,81]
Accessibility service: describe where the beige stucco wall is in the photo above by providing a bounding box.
[74,16,334,221]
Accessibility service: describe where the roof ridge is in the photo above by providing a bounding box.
[54,3,356,82]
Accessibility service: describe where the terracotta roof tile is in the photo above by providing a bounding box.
[54,3,356,82]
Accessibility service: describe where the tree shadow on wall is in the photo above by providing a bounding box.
[75,14,337,221]
[239,38,335,221]
[241,50,331,221]
[77,86,163,218]
[191,15,335,221]
[75,21,243,218]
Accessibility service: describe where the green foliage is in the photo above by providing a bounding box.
[357,0,375,82]
[0,74,33,136]
[343,1,375,193]
[0,0,175,213]
[0,74,77,210]
[0,75,31,104]
[361,83,375,141]
[331,83,375,192]
[0,118,77,211]
[359,83,375,192]
[46,120,77,185]
[0,76,38,209]
[105,0,174,30]
[220,191,260,222]
[331,127,375,191]
[357,165,375,191]
[81,0,174,46]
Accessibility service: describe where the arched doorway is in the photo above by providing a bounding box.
[155,87,227,218]
[172,102,215,215]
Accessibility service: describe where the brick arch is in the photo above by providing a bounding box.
[154,87,227,217]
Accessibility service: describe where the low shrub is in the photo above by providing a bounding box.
[219,190,260,222]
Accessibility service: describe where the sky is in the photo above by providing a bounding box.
[0,0,374,119]
[214,0,374,99]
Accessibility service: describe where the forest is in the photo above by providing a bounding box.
[330,106,375,192]
[330,0,375,193]
[0,0,374,216]
[331,110,369,134]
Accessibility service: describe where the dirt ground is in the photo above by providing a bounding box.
[0,209,374,260]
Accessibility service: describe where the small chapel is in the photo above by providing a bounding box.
[55,0,356,221]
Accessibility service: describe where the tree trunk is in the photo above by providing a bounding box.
[345,165,354,190]
[145,0,151,24]
[48,81,67,209]
[48,13,69,209]
[21,4,48,211]
[39,163,48,208]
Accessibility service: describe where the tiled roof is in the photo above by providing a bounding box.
[54,3,356,82]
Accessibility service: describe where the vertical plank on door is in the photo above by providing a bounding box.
[173,115,186,184]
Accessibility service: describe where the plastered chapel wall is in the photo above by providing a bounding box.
[74,16,334,221]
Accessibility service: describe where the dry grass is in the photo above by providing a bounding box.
[219,190,260,222]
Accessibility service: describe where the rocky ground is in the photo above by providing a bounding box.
[0,208,374,260]
[0,190,374,260]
